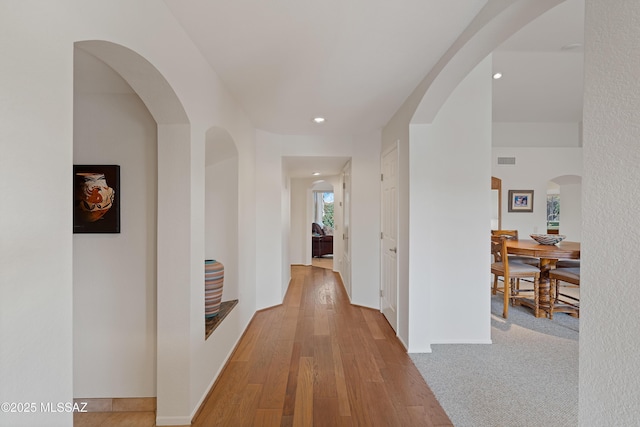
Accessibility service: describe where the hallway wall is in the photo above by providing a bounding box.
[581,0,640,424]
[0,2,257,425]
[408,55,493,351]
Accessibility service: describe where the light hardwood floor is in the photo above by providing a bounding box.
[75,265,452,426]
[311,256,333,270]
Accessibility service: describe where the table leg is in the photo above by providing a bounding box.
[537,258,557,318]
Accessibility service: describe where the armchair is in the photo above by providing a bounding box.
[312,223,333,257]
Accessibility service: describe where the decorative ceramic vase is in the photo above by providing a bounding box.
[76,173,115,222]
[204,260,224,318]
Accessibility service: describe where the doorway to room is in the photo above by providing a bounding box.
[312,189,335,270]
[284,155,351,297]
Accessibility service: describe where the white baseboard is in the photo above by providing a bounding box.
[155,415,191,426]
[432,339,493,345]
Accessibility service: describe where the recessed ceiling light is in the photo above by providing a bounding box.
[312,172,321,176]
[312,117,326,124]
[492,72,503,80]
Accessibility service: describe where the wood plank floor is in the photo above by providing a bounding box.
[74,265,452,426]
[192,265,452,426]
[311,256,333,270]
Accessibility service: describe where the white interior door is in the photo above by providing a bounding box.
[381,144,398,332]
[341,162,352,298]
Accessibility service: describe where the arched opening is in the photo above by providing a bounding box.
[403,0,566,351]
[547,174,582,241]
[204,126,239,335]
[73,40,191,418]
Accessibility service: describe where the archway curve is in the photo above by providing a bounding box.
[411,0,564,125]
[74,39,193,421]
[549,174,582,186]
[75,40,189,125]
[205,126,238,166]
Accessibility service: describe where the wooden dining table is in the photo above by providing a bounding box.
[505,239,580,318]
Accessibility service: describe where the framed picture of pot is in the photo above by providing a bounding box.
[73,165,120,233]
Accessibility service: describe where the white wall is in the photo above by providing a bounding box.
[289,179,310,265]
[492,147,582,241]
[0,2,257,425]
[349,133,383,308]
[328,176,344,274]
[1,5,75,425]
[581,1,640,424]
[493,122,581,147]
[254,138,284,309]
[73,49,158,397]
[408,55,493,351]
[382,0,563,350]
[556,181,581,242]
[281,172,291,298]
[191,131,244,423]
[205,156,239,301]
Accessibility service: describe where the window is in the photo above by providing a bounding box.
[313,191,334,229]
[547,194,560,232]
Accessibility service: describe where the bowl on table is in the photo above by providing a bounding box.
[530,234,566,245]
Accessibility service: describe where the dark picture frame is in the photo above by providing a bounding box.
[73,165,120,233]
[508,189,534,213]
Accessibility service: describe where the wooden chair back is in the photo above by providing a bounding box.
[491,235,509,275]
[491,229,518,240]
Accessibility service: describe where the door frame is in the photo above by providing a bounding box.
[380,141,399,332]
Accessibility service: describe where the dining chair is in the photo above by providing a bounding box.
[491,235,541,318]
[491,229,518,239]
[491,229,539,267]
[549,267,580,319]
[556,259,580,268]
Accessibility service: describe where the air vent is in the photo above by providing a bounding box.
[497,157,516,165]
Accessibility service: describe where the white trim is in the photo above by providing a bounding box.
[156,415,192,426]
[380,140,400,332]
[431,339,493,345]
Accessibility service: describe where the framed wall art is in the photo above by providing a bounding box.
[73,165,120,233]
[508,189,534,213]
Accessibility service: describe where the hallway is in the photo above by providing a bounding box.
[192,265,451,426]
[74,265,451,426]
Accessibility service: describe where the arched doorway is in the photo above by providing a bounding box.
[547,175,582,241]
[73,40,190,417]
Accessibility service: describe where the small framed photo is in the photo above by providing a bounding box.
[73,165,120,233]
[508,190,534,213]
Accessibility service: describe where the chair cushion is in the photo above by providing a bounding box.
[508,255,539,266]
[508,261,541,274]
[556,259,580,268]
[550,267,580,283]
[491,261,540,274]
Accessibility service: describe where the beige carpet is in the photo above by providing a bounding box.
[411,294,578,427]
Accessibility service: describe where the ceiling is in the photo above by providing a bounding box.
[283,156,351,178]
[162,0,584,177]
[493,0,584,123]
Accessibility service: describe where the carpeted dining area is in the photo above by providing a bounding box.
[411,294,578,427]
